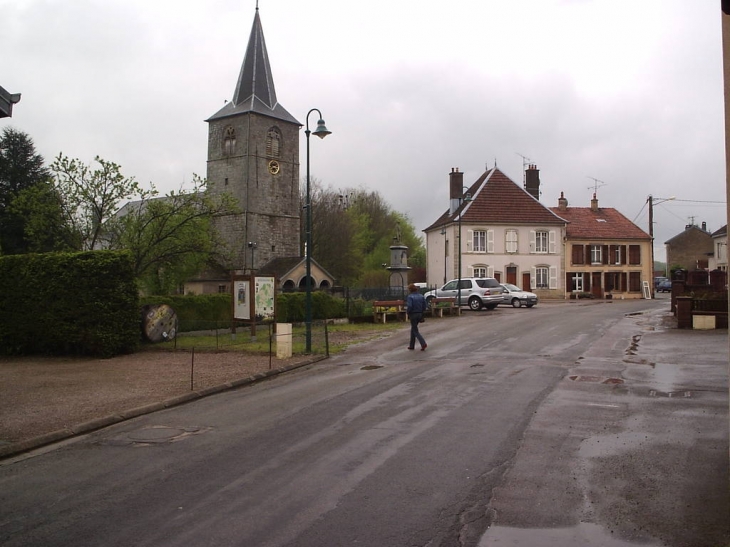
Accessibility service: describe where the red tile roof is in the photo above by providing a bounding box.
[424,168,566,231]
[548,205,650,240]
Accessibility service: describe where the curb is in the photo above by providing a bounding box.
[0,355,326,461]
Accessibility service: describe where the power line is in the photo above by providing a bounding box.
[669,199,726,204]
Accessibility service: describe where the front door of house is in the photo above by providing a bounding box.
[506,266,517,285]
[591,272,602,298]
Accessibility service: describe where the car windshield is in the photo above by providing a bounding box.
[502,283,521,291]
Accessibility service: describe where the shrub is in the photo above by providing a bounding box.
[0,251,139,357]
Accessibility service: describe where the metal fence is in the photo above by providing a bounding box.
[151,320,328,354]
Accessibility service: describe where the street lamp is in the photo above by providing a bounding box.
[457,187,472,308]
[247,242,257,271]
[305,108,331,353]
[440,227,447,285]
[647,195,675,296]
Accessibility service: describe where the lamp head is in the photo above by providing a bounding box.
[313,119,331,139]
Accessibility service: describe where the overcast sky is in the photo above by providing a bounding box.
[2,0,727,263]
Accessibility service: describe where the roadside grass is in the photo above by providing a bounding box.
[141,321,404,355]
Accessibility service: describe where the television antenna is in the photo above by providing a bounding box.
[516,152,532,186]
[587,176,607,196]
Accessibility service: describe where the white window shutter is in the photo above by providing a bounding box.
[468,265,474,277]
[549,231,556,254]
[530,230,536,253]
[549,266,558,289]
[531,267,536,289]
[487,265,494,278]
[466,230,473,252]
[487,230,494,253]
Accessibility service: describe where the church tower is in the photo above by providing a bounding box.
[206,7,301,273]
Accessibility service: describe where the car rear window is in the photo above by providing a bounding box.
[476,278,501,288]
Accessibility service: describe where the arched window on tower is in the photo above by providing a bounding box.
[223,126,236,156]
[266,127,282,158]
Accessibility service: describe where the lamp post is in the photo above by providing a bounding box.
[440,227,447,285]
[457,187,472,308]
[305,108,331,353]
[247,241,257,271]
[647,195,675,296]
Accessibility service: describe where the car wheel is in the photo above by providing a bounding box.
[426,296,434,307]
[511,298,522,308]
[526,304,534,308]
[485,304,497,310]
[468,296,482,311]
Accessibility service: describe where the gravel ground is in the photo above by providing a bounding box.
[0,327,398,446]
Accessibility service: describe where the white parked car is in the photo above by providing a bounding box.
[499,283,538,308]
[424,278,504,311]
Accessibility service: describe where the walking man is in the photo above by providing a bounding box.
[406,283,427,351]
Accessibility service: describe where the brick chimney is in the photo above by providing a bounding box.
[590,192,599,212]
[449,167,464,215]
[558,191,568,211]
[525,164,540,200]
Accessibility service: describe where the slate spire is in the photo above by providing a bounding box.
[207,7,300,125]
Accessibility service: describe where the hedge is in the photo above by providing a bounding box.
[0,251,139,357]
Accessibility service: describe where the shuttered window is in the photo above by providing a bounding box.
[572,245,584,264]
[629,245,641,265]
[629,272,641,291]
[506,230,518,253]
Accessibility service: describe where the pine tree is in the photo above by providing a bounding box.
[0,128,52,254]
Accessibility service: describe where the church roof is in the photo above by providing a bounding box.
[206,9,300,126]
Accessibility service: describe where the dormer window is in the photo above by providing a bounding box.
[223,127,236,156]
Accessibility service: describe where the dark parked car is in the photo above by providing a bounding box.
[654,276,669,289]
[657,280,672,292]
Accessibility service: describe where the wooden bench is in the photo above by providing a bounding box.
[372,300,407,323]
[426,297,460,317]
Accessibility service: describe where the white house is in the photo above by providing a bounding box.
[424,166,567,298]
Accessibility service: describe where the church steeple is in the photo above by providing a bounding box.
[207,8,299,125]
[205,6,302,276]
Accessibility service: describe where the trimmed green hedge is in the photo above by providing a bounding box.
[139,294,232,332]
[0,251,139,357]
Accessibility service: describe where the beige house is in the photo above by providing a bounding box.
[549,193,653,299]
[424,166,566,298]
[665,223,714,272]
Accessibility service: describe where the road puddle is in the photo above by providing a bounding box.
[478,522,663,546]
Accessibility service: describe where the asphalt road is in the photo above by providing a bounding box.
[0,298,727,547]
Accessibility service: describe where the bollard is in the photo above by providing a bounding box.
[276,323,293,359]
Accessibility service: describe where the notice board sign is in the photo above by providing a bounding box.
[232,275,276,321]
[254,276,276,320]
[233,279,250,320]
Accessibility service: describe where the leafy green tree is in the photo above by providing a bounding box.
[303,181,425,287]
[50,154,154,251]
[0,128,54,254]
[104,175,238,294]
[8,182,80,252]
